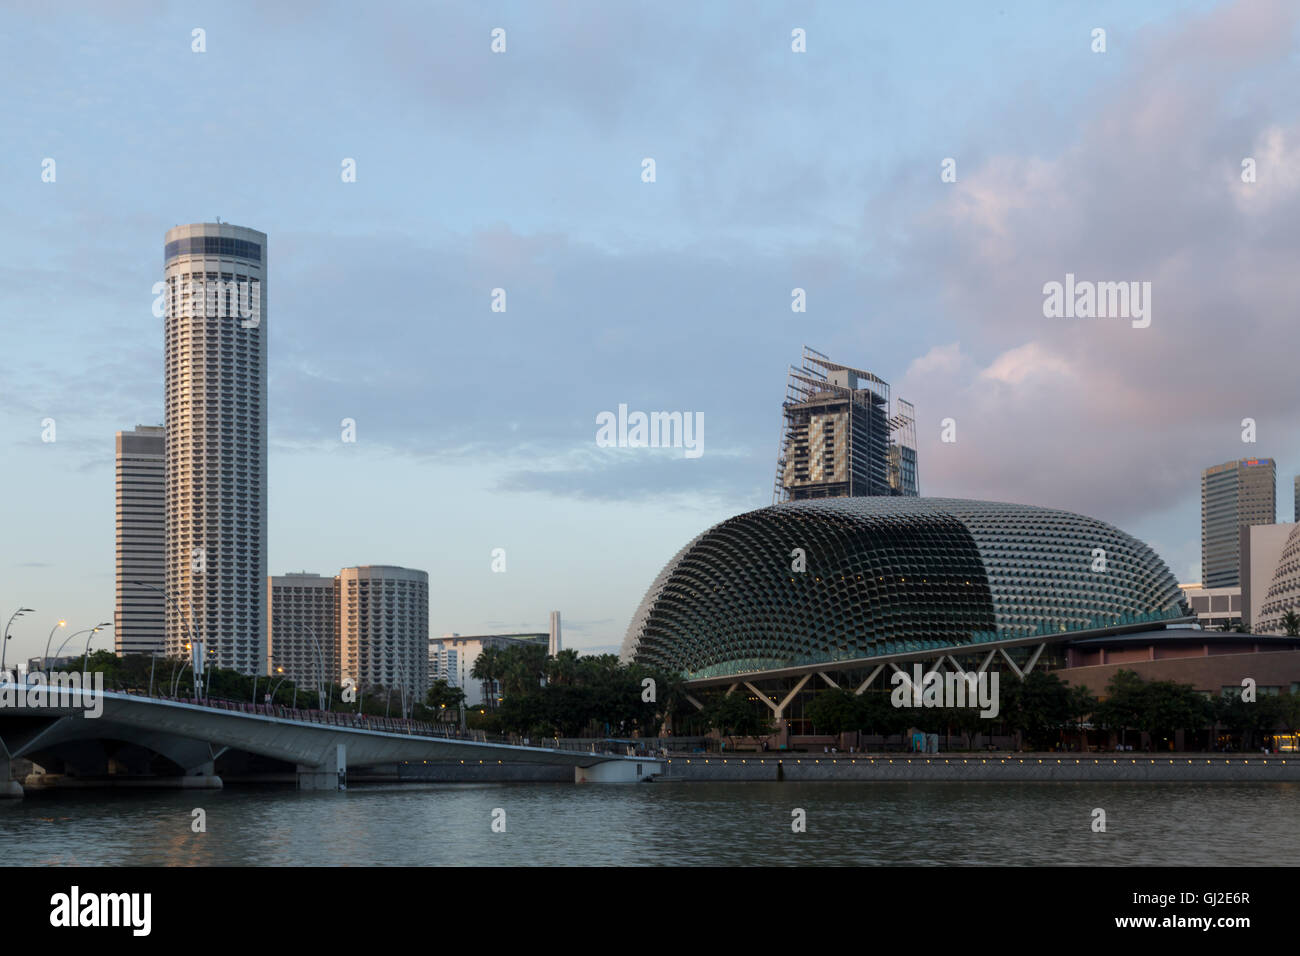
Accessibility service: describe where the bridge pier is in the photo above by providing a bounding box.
[0,755,22,799]
[297,743,347,791]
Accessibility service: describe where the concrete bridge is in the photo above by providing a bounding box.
[0,685,662,796]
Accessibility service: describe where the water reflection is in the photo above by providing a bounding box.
[1,781,1296,866]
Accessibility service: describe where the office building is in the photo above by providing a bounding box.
[1257,524,1300,634]
[1240,523,1297,629]
[1179,584,1242,629]
[163,222,268,674]
[267,573,337,690]
[337,565,429,697]
[114,424,166,656]
[431,632,549,706]
[1201,458,1275,588]
[774,346,917,503]
[428,637,459,688]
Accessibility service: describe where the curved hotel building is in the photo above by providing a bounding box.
[162,223,268,674]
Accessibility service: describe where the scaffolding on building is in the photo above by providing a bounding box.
[773,345,919,503]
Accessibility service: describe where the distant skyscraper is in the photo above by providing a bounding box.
[1201,458,1275,588]
[337,566,429,697]
[774,346,918,502]
[1294,475,1299,523]
[163,222,268,674]
[549,610,562,656]
[267,573,337,691]
[114,425,165,656]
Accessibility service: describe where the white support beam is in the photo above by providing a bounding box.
[976,649,998,674]
[725,683,738,697]
[889,662,916,697]
[685,694,705,712]
[775,674,811,718]
[998,647,1024,680]
[945,655,967,675]
[743,681,779,715]
[818,672,839,689]
[1022,643,1046,676]
[854,664,885,695]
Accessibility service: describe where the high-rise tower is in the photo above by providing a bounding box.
[115,424,166,656]
[336,566,429,698]
[1201,458,1275,588]
[163,223,268,674]
[773,346,918,503]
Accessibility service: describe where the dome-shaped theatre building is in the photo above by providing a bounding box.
[623,497,1300,743]
[622,497,1187,680]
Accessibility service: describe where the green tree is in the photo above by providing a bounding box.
[1281,610,1300,638]
[1093,669,1146,749]
[469,646,503,710]
[703,692,773,749]
[1000,670,1076,750]
[804,687,862,735]
[425,678,466,722]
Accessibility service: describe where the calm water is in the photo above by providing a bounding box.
[3,781,1297,865]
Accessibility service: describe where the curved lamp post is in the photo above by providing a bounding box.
[267,667,290,709]
[39,619,67,677]
[49,623,109,671]
[171,642,192,698]
[288,620,327,712]
[272,618,327,711]
[130,580,199,668]
[82,625,112,677]
[2,607,35,677]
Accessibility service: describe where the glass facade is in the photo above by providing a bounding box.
[165,236,262,263]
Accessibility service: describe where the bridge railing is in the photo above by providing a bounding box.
[136,692,651,756]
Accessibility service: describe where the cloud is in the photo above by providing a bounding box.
[889,0,1300,529]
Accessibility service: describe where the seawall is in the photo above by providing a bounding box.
[657,753,1300,782]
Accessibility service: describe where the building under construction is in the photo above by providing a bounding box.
[774,346,918,503]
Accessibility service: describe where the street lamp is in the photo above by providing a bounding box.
[131,580,200,676]
[38,619,66,677]
[172,642,192,697]
[82,625,111,677]
[2,607,34,678]
[49,623,110,672]
[267,667,289,707]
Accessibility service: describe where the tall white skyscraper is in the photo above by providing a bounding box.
[337,566,429,697]
[548,610,562,656]
[115,424,166,656]
[163,223,268,674]
[267,573,337,690]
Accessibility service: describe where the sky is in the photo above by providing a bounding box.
[2,0,1298,665]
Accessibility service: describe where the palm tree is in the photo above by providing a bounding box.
[545,648,580,686]
[471,646,502,710]
[1281,610,1300,638]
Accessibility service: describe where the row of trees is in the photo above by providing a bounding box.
[465,645,686,737]
[756,670,1300,751]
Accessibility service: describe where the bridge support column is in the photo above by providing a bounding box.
[0,755,22,799]
[575,760,662,784]
[298,743,347,791]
